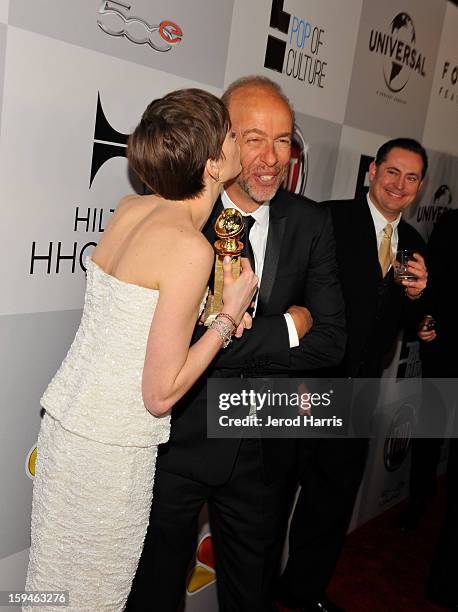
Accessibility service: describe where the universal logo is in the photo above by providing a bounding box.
[369,12,426,96]
[264,0,327,89]
[383,403,415,472]
[97,1,182,52]
[416,184,452,233]
[438,61,458,104]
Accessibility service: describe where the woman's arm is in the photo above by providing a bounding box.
[142,234,257,416]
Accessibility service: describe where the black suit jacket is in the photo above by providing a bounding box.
[157,190,346,485]
[326,196,426,377]
[421,209,458,377]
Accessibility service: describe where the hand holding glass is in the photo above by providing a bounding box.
[393,249,417,283]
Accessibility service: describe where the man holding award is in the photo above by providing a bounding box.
[127,76,346,612]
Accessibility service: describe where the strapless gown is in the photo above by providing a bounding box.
[25,258,187,611]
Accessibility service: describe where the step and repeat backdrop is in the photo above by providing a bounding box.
[0,1,457,608]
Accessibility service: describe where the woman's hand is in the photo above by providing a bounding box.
[222,256,258,325]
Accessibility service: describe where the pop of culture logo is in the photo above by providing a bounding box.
[97,1,182,52]
[25,445,37,480]
[369,12,427,97]
[383,403,415,472]
[187,535,216,594]
[264,0,327,89]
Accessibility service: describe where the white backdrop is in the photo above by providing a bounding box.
[1,1,457,609]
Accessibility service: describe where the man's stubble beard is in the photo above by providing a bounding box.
[236,171,286,205]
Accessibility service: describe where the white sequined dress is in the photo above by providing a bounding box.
[25,258,173,611]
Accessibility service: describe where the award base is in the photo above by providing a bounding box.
[203,255,241,326]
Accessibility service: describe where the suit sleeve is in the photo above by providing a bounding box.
[205,206,346,373]
[287,205,346,370]
[421,211,453,320]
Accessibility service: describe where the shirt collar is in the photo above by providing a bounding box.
[366,193,401,235]
[221,190,270,229]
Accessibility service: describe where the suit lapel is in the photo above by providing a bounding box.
[257,196,287,313]
[353,196,382,280]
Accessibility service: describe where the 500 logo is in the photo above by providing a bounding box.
[97,0,182,52]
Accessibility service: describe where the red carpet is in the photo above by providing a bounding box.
[280,480,448,612]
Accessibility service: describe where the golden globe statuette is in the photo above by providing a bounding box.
[203,208,245,326]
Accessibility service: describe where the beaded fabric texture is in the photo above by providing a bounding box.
[40,257,170,447]
[25,413,157,611]
[25,258,207,610]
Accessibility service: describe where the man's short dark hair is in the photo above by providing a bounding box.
[128,88,230,200]
[375,138,428,180]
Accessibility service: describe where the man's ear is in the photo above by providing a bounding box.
[205,158,220,183]
[368,160,377,183]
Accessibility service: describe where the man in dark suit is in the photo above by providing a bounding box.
[400,208,457,531]
[277,138,429,612]
[126,76,346,612]
[408,209,458,608]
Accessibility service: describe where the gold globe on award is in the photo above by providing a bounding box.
[203,208,246,326]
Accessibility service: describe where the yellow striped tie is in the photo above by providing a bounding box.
[379,223,393,277]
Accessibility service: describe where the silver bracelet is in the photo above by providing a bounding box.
[209,318,234,348]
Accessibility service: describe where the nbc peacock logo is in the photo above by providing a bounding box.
[187,535,216,594]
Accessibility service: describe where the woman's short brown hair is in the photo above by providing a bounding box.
[127,88,230,200]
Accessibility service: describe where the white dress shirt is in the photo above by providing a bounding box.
[221,190,299,348]
[367,194,401,271]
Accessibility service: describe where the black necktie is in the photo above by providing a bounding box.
[243,215,256,272]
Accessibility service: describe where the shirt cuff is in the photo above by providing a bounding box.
[284,313,300,348]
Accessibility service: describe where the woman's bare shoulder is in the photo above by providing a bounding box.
[170,225,213,258]
[113,194,155,221]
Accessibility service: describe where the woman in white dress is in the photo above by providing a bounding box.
[25,88,257,611]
